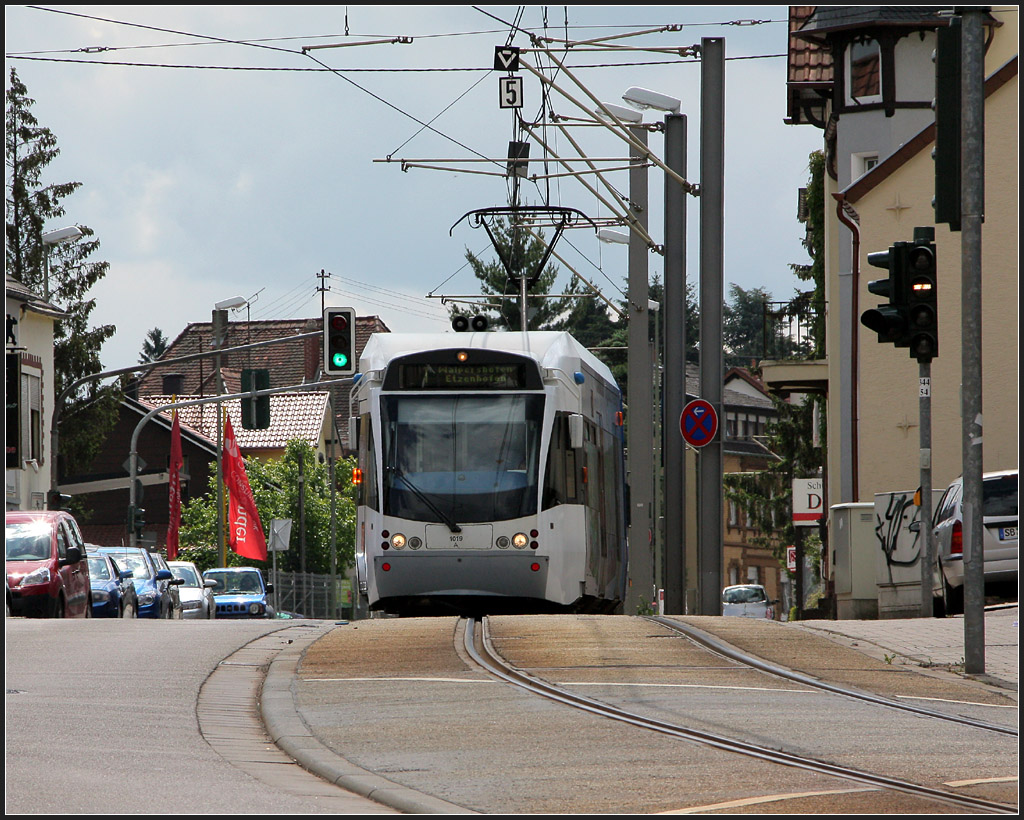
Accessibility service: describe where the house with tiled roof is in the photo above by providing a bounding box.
[142,392,334,463]
[136,314,388,453]
[6,275,65,511]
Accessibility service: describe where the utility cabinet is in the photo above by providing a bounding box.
[829,503,877,619]
[874,489,945,619]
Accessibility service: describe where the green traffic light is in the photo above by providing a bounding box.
[332,352,349,368]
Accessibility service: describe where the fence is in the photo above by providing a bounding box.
[269,570,352,620]
[761,300,826,361]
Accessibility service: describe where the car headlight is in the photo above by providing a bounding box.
[18,566,51,587]
[137,591,157,606]
[91,589,110,602]
[181,600,200,610]
[248,602,263,615]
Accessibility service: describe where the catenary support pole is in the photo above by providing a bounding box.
[698,36,725,614]
[626,126,654,613]
[662,114,687,614]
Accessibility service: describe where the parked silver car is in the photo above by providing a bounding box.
[168,560,216,619]
[721,584,776,619]
[932,469,1018,615]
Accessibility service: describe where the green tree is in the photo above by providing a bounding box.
[723,150,828,601]
[723,396,822,566]
[452,218,567,331]
[789,149,827,358]
[177,440,357,575]
[723,283,775,368]
[6,67,118,477]
[139,327,169,364]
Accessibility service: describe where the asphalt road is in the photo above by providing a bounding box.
[4,618,385,815]
[5,611,1017,814]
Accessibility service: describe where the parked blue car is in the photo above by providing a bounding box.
[93,547,182,619]
[85,549,138,618]
[203,567,275,619]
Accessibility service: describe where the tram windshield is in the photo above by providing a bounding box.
[381,394,544,524]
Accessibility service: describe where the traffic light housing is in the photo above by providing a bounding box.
[323,307,357,376]
[241,368,271,430]
[905,236,938,363]
[860,245,908,346]
[47,489,71,511]
[128,504,146,536]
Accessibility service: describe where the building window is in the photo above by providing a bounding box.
[21,372,42,463]
[847,37,882,104]
[852,152,880,179]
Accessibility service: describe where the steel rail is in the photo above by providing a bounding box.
[462,617,1015,815]
[646,615,1018,738]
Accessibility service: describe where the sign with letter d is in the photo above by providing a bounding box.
[792,477,823,527]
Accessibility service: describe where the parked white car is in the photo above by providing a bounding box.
[721,584,776,619]
[168,560,216,619]
[931,469,1018,615]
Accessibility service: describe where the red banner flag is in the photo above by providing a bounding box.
[222,416,267,561]
[167,411,182,560]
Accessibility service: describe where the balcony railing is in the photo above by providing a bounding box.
[762,300,826,361]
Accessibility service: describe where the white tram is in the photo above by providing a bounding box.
[351,331,627,616]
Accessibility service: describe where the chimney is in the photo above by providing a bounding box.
[304,320,320,381]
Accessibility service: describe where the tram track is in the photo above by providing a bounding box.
[462,616,1017,815]
[645,615,1018,738]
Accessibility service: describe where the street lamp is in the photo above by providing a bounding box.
[215,296,247,311]
[596,105,655,614]
[623,87,682,115]
[597,228,629,245]
[213,296,246,564]
[617,86,688,615]
[41,226,83,301]
[593,103,644,124]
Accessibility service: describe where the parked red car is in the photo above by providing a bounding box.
[5,510,91,618]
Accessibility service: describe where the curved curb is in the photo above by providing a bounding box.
[260,623,476,815]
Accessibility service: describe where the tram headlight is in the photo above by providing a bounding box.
[391,533,407,549]
[496,536,510,549]
[408,536,422,550]
[512,532,529,549]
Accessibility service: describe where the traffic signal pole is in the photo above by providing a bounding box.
[960,9,986,675]
[918,360,934,617]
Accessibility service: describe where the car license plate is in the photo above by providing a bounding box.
[998,526,1016,540]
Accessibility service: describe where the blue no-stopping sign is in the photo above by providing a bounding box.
[680,399,718,448]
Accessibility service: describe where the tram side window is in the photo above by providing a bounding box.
[543,413,580,510]
[359,413,379,511]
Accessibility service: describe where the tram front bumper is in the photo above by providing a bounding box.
[373,552,550,600]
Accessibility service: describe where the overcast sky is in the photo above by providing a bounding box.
[6,5,823,371]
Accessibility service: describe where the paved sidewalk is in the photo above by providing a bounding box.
[792,604,1018,693]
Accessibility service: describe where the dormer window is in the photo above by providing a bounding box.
[847,37,881,104]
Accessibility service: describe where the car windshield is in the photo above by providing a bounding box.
[723,586,766,604]
[983,475,1018,517]
[4,522,51,561]
[87,556,112,581]
[101,551,152,580]
[170,565,200,587]
[205,570,263,595]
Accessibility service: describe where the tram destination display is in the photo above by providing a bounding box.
[394,362,528,390]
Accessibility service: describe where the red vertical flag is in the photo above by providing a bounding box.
[166,410,183,560]
[222,416,267,561]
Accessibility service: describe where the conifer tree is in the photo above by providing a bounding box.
[6,67,118,477]
[452,218,566,331]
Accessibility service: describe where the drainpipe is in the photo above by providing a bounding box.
[833,192,860,502]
